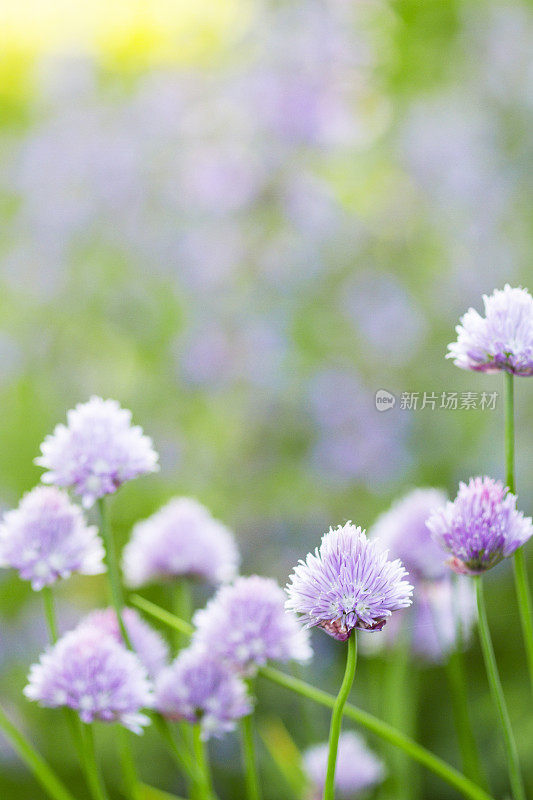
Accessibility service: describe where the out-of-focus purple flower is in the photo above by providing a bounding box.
[192,576,312,675]
[155,645,251,739]
[286,524,413,641]
[0,487,104,590]
[361,577,476,664]
[303,731,385,799]
[427,477,533,575]
[24,625,152,733]
[122,498,239,588]
[370,488,448,581]
[35,397,159,508]
[447,285,533,376]
[77,608,169,679]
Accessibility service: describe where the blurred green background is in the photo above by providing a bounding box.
[1,0,533,797]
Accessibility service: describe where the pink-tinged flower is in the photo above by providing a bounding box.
[77,608,169,678]
[35,397,159,508]
[447,285,533,375]
[286,523,413,641]
[192,576,312,675]
[370,488,448,581]
[24,625,152,733]
[122,497,239,588]
[0,487,104,590]
[303,732,385,799]
[155,645,251,740]
[427,477,533,575]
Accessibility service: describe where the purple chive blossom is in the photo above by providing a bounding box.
[155,645,252,740]
[303,732,385,799]
[35,396,159,508]
[24,624,152,733]
[286,523,413,641]
[370,488,448,581]
[76,608,169,679]
[192,576,312,675]
[122,497,239,588]
[0,487,105,590]
[427,477,533,575]
[447,284,533,376]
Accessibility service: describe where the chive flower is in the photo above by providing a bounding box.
[447,284,533,376]
[35,396,159,508]
[155,645,251,739]
[303,732,385,799]
[77,607,169,678]
[286,523,413,641]
[427,477,533,575]
[369,488,448,581]
[24,624,152,733]
[192,575,312,675]
[122,497,239,588]
[0,486,105,590]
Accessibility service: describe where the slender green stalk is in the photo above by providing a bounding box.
[172,580,192,651]
[241,711,262,800]
[152,714,201,782]
[383,627,414,800]
[81,724,110,800]
[97,497,132,648]
[0,703,76,800]
[97,497,139,797]
[475,576,525,800]
[446,576,486,789]
[192,724,214,800]
[131,596,496,800]
[324,633,357,800]
[42,586,59,642]
[505,373,533,694]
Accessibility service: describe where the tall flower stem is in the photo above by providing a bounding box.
[97,497,132,648]
[475,576,525,800]
[384,626,415,799]
[446,576,487,789]
[97,497,138,798]
[172,580,192,651]
[240,705,262,800]
[0,703,76,800]
[81,724,110,800]
[505,373,533,694]
[323,632,357,800]
[42,586,59,643]
[192,724,214,800]
[131,595,496,800]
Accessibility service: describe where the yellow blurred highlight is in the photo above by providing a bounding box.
[0,0,250,103]
[259,716,310,796]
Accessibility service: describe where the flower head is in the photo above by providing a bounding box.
[122,497,239,588]
[0,487,105,590]
[447,285,533,376]
[303,732,385,799]
[370,488,448,581]
[155,645,251,739]
[24,624,152,733]
[427,477,533,575]
[77,608,169,678]
[35,396,159,507]
[286,523,413,641]
[192,575,312,675]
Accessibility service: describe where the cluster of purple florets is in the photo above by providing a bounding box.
[2,284,533,787]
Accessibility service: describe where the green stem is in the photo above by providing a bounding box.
[446,577,487,789]
[81,725,110,800]
[42,586,59,643]
[152,714,200,782]
[241,711,262,800]
[172,580,192,651]
[475,576,525,800]
[0,703,76,800]
[384,627,414,800]
[97,497,132,649]
[131,596,496,800]
[118,727,139,799]
[192,724,214,800]
[505,373,533,694]
[324,633,357,800]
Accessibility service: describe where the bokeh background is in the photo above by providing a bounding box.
[1,0,533,797]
